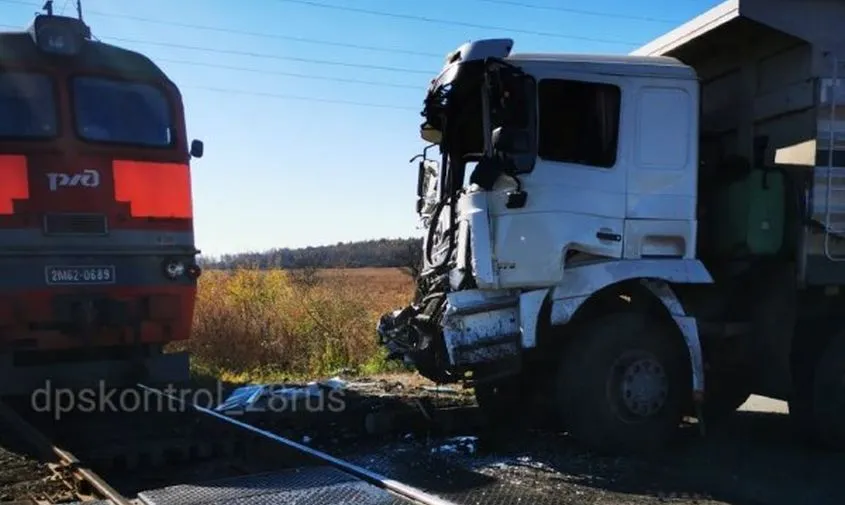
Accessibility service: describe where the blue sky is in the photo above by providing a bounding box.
[0,0,722,256]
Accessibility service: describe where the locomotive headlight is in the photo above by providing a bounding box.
[186,264,202,279]
[36,26,80,55]
[28,15,90,56]
[42,31,69,51]
[164,260,186,279]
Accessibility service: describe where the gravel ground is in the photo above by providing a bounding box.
[268,383,845,505]
[0,433,69,503]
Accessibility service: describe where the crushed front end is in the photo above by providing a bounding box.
[377,38,535,384]
[378,274,454,383]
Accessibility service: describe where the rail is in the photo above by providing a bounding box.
[137,383,458,505]
[0,399,132,505]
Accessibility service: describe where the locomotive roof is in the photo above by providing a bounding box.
[0,30,171,82]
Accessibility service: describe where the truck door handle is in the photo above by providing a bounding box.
[596,231,621,242]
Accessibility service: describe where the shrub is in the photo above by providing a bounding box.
[187,267,413,379]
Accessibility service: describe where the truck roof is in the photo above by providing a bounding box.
[0,30,171,82]
[508,52,697,80]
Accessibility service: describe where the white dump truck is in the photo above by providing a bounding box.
[377,0,845,454]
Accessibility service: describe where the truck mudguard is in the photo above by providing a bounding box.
[539,259,713,394]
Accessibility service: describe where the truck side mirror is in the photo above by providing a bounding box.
[190,139,204,159]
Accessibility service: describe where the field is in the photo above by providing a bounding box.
[184,267,415,381]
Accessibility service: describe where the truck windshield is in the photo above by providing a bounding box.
[0,72,57,139]
[72,76,173,147]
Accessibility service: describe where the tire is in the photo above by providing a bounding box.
[787,316,835,447]
[748,264,796,400]
[556,312,690,455]
[812,336,845,451]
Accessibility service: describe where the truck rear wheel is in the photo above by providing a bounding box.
[788,317,845,451]
[555,312,690,454]
[812,336,845,451]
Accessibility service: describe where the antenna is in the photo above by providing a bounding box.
[42,0,53,16]
[76,0,83,22]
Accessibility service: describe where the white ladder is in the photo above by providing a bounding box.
[823,53,845,261]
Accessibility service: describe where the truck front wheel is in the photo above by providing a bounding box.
[555,312,690,454]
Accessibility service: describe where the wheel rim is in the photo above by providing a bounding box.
[610,352,669,421]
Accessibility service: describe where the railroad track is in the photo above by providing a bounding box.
[0,399,130,505]
[0,383,458,505]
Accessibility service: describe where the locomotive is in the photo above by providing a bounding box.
[0,2,203,395]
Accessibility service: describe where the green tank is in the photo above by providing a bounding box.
[709,168,786,257]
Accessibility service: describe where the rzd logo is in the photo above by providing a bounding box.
[46,169,100,191]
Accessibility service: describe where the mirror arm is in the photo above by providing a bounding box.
[416,160,426,197]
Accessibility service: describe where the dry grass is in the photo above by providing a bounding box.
[182,267,415,381]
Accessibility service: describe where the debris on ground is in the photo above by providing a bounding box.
[421,385,460,395]
[430,436,477,455]
[215,376,348,414]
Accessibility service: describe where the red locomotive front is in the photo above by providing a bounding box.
[0,11,203,394]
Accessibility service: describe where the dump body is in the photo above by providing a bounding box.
[0,16,201,393]
[632,0,845,285]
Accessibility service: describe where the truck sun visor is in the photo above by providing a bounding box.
[113,160,192,219]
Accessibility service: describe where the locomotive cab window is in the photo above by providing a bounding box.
[0,72,57,139]
[72,77,173,147]
[537,79,621,168]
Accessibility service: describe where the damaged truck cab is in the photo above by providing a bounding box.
[380,0,845,455]
[380,39,709,453]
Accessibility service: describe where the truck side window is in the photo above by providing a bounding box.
[537,79,621,168]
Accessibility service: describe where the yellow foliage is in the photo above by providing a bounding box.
[187,267,414,378]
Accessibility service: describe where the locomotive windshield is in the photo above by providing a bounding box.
[72,76,173,147]
[0,71,57,139]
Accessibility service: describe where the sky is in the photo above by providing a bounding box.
[0,0,723,257]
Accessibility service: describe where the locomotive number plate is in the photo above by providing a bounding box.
[45,265,116,285]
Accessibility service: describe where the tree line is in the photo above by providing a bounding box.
[199,237,423,272]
